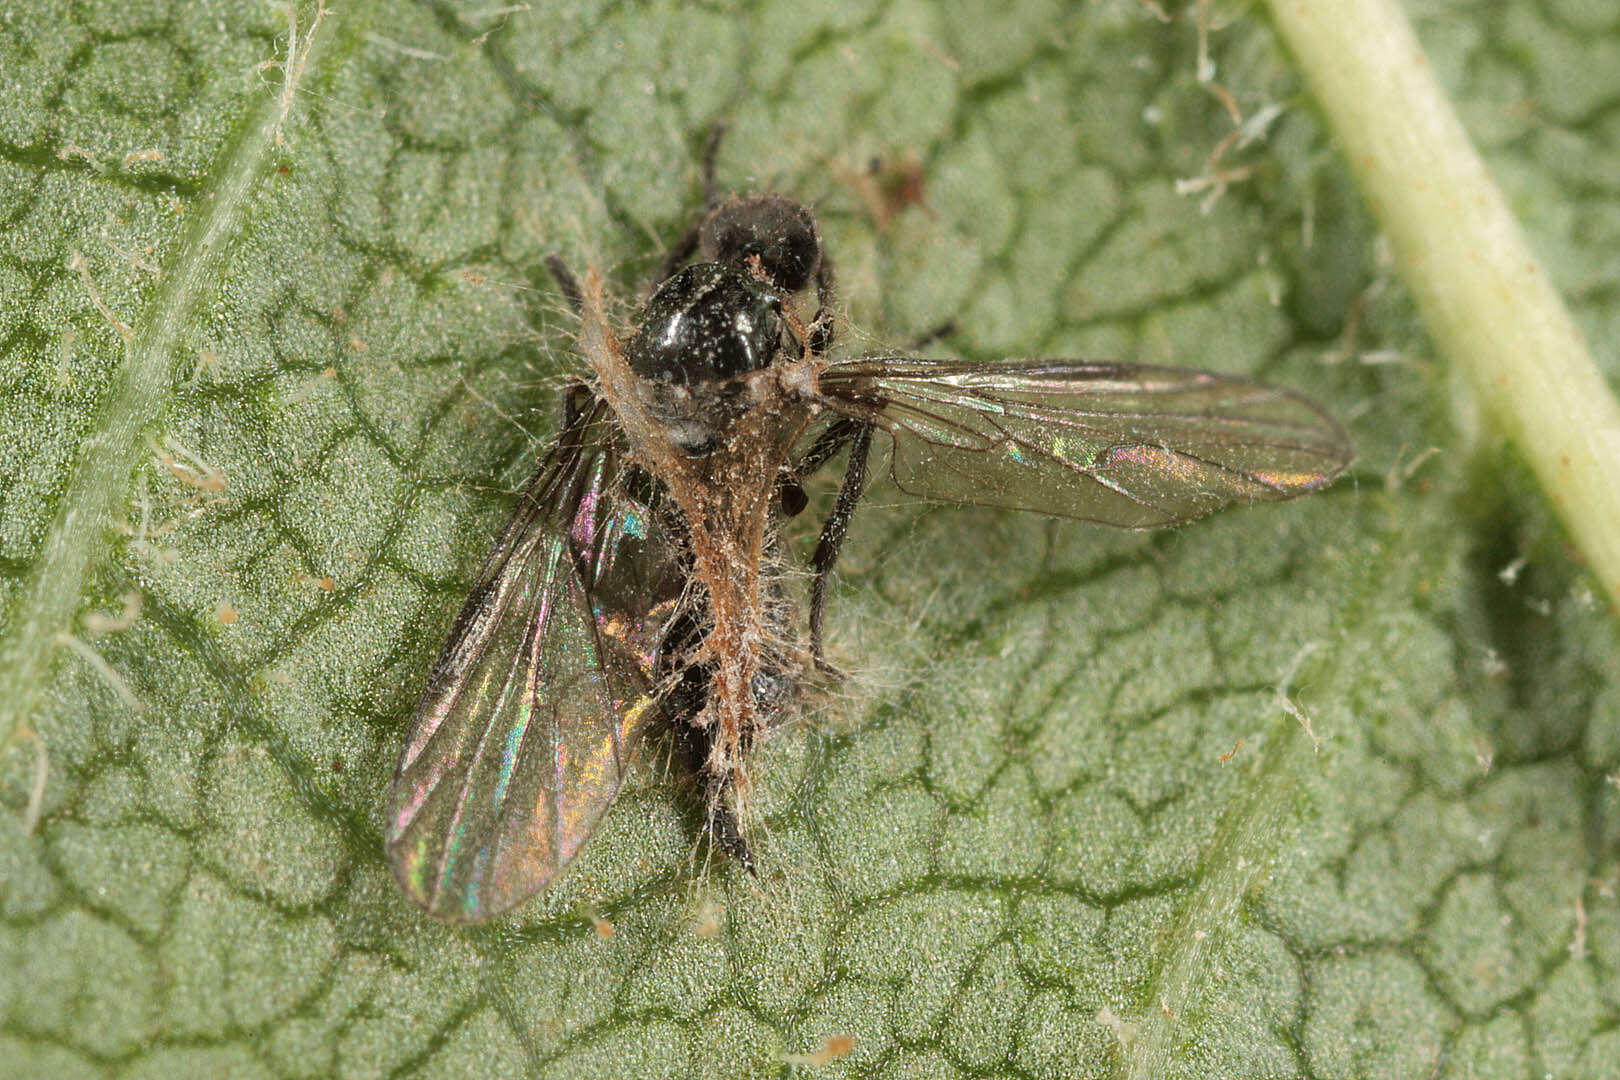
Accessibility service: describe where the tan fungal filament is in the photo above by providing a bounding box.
[576,269,819,811]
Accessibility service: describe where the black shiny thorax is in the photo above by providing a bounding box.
[627,263,790,386]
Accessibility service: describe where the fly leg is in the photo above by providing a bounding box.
[772,250,842,517]
[704,791,757,877]
[776,413,854,518]
[540,258,603,440]
[658,608,760,876]
[560,384,594,428]
[664,674,758,876]
[772,416,874,673]
[544,254,583,315]
[806,421,872,672]
[651,123,729,288]
[791,319,954,669]
[806,253,837,357]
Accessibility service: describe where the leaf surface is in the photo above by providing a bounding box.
[2,1,1617,1077]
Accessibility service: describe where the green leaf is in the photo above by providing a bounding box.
[2,1,1617,1077]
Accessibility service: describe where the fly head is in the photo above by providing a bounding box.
[699,194,822,293]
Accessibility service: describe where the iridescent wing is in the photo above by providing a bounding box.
[817,359,1352,527]
[387,403,684,922]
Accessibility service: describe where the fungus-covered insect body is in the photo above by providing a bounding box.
[386,174,1353,922]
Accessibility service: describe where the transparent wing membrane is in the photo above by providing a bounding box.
[819,359,1353,528]
[387,406,683,922]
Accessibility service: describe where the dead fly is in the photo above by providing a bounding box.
[386,175,1353,923]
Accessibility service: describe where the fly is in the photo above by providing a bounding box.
[386,148,1353,923]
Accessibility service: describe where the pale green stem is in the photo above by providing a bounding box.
[1265,0,1620,610]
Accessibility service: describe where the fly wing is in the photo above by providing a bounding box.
[817,358,1353,528]
[387,406,683,922]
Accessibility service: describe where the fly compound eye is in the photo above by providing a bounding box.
[699,194,822,293]
[627,263,786,385]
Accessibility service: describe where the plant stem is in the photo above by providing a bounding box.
[1264,0,1620,610]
